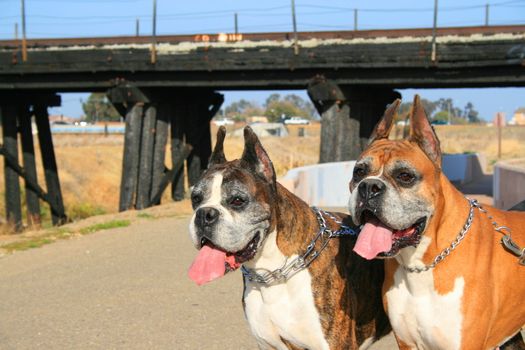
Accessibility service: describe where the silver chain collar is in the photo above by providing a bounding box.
[405,198,525,273]
[477,201,525,266]
[241,208,357,285]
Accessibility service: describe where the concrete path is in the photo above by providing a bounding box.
[0,215,398,349]
[0,216,257,349]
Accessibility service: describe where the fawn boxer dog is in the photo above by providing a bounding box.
[188,126,390,349]
[349,95,525,349]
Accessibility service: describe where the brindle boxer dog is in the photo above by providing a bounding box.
[349,95,525,349]
[188,126,390,349]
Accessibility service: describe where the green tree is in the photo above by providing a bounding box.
[82,93,120,122]
[224,99,261,121]
[463,102,481,123]
[264,100,305,122]
[264,93,281,108]
[398,98,437,122]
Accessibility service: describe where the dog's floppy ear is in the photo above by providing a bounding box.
[241,126,276,187]
[368,99,401,144]
[209,126,227,166]
[408,95,442,167]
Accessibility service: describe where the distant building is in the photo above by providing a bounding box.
[246,116,268,124]
[509,108,525,126]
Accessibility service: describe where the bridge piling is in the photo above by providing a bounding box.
[1,104,23,231]
[150,102,169,206]
[0,93,66,229]
[170,91,224,200]
[136,104,156,210]
[34,104,67,225]
[342,87,401,151]
[18,105,41,226]
[170,102,186,201]
[308,76,401,162]
[109,84,223,209]
[118,103,144,211]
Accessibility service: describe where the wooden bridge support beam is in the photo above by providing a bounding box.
[119,103,143,211]
[18,105,41,226]
[308,76,400,162]
[0,93,64,230]
[150,103,169,206]
[108,83,222,210]
[170,103,186,201]
[136,104,156,210]
[172,91,224,195]
[34,104,67,225]
[343,87,402,151]
[1,104,23,231]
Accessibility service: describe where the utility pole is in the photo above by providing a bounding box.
[151,0,157,64]
[14,23,18,40]
[136,18,140,36]
[291,0,299,55]
[234,13,238,35]
[431,0,438,62]
[485,3,490,26]
[354,9,358,31]
[21,0,27,62]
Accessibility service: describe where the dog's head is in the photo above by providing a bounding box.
[188,126,276,285]
[349,95,443,260]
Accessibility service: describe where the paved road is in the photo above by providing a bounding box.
[0,215,399,349]
[0,216,258,349]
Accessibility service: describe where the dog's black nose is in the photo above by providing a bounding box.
[196,207,220,227]
[358,179,386,201]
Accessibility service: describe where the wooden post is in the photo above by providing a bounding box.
[342,87,401,152]
[119,103,143,211]
[431,0,439,62]
[308,77,400,162]
[496,112,504,159]
[34,105,66,225]
[136,103,157,209]
[308,77,360,162]
[1,104,23,231]
[170,102,186,201]
[149,144,192,206]
[18,105,41,226]
[150,102,169,205]
[186,102,203,187]
[185,92,224,186]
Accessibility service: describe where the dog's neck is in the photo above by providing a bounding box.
[274,183,321,257]
[395,172,474,270]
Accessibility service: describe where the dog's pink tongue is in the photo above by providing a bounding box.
[188,245,226,286]
[353,219,394,260]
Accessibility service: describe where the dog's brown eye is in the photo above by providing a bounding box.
[230,197,246,207]
[397,172,414,183]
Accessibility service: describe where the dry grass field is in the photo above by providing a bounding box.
[0,123,523,232]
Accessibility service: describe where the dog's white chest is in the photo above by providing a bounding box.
[385,266,465,350]
[242,231,329,350]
